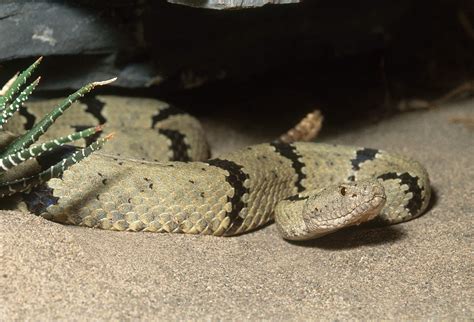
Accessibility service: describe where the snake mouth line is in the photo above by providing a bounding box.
[315,193,386,228]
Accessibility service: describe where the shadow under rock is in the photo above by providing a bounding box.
[288,225,406,250]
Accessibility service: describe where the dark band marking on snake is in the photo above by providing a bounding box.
[351,148,379,170]
[270,141,306,192]
[151,105,187,128]
[157,129,191,162]
[377,172,424,216]
[205,158,250,235]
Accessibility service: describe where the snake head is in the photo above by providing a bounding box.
[300,180,386,239]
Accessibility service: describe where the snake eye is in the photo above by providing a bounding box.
[340,187,346,196]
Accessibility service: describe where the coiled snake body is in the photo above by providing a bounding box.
[6,96,431,240]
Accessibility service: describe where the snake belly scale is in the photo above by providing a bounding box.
[8,96,431,239]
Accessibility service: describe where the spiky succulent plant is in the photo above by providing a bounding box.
[0,57,114,198]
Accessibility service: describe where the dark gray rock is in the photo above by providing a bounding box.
[0,2,130,61]
[2,0,457,96]
[0,1,410,91]
[0,1,158,90]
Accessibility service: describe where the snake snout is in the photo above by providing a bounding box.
[296,180,387,238]
[341,180,387,221]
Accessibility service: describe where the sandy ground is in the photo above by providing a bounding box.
[1,99,473,320]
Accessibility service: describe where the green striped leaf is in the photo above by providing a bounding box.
[0,57,42,112]
[0,78,116,158]
[0,134,112,197]
[0,77,41,129]
[0,125,102,173]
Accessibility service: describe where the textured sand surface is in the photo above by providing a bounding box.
[1,100,473,320]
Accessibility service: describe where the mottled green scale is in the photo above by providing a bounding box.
[297,144,355,190]
[43,155,235,235]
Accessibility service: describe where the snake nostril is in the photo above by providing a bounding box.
[340,187,346,196]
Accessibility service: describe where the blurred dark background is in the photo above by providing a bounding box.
[1,0,473,124]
